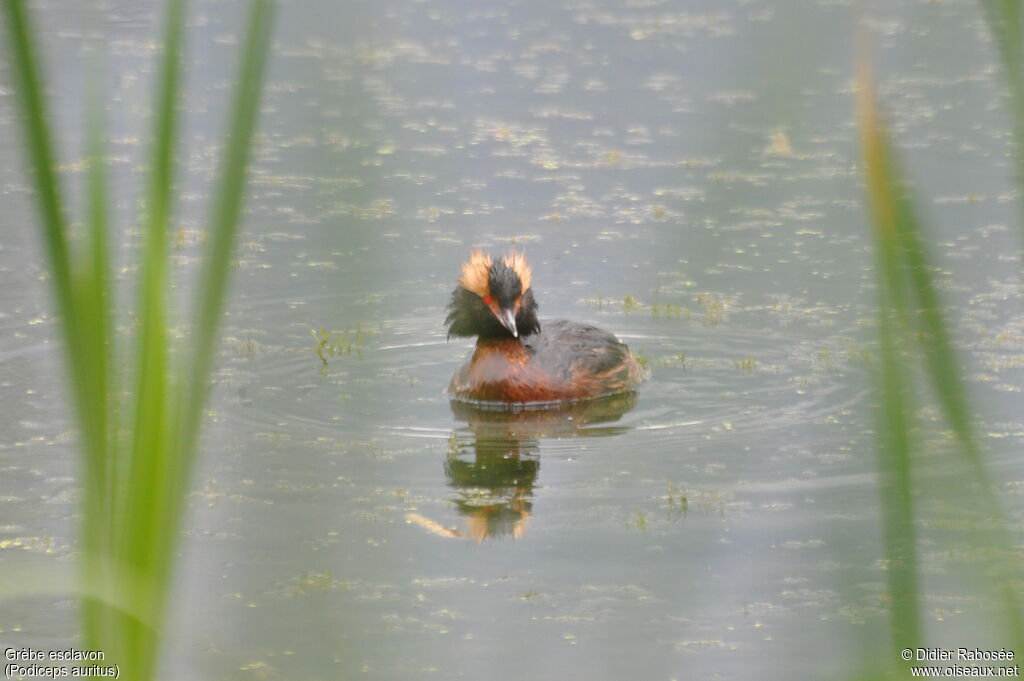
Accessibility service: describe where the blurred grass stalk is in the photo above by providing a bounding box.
[856,20,1022,668]
[980,1,1024,213]
[1,0,273,678]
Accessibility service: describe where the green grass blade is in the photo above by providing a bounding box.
[5,2,274,679]
[875,303,921,648]
[78,37,117,653]
[178,0,275,462]
[117,0,187,677]
[981,1,1022,86]
[2,0,122,662]
[892,204,987,465]
[83,112,111,515]
[857,24,1024,653]
[0,2,99,455]
[857,44,998,509]
[0,561,156,633]
[980,1,1024,217]
[85,77,114,510]
[856,49,922,652]
[123,0,185,550]
[0,2,75,326]
[123,0,186,557]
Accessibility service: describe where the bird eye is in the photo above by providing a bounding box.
[483,295,492,304]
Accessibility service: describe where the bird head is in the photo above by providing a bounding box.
[445,250,540,340]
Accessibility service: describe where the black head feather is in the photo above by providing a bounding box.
[516,289,540,336]
[445,257,540,340]
[488,260,521,308]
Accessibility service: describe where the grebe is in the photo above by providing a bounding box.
[445,250,645,405]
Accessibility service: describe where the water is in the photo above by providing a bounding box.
[2,0,1023,679]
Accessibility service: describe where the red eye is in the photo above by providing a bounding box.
[483,295,492,304]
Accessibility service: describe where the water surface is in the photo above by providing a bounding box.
[1,0,1023,679]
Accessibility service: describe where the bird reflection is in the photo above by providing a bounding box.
[438,392,638,542]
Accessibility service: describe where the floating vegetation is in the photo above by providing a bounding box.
[845,342,873,366]
[816,348,837,372]
[695,292,729,326]
[733,356,758,373]
[229,337,259,359]
[239,661,275,677]
[287,572,353,596]
[764,129,793,157]
[446,432,464,457]
[688,490,727,516]
[584,295,689,320]
[649,302,684,319]
[651,352,689,370]
[665,479,688,517]
[311,322,380,371]
[628,510,648,532]
[655,483,727,523]
[600,149,622,167]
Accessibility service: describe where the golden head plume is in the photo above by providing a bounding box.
[458,249,532,298]
[502,250,532,293]
[459,249,493,298]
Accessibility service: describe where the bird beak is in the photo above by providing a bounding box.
[496,308,518,337]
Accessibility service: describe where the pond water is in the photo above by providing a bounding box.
[2,0,1024,679]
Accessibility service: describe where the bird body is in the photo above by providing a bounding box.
[446,251,645,405]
